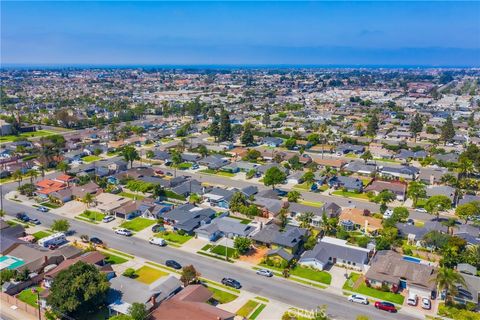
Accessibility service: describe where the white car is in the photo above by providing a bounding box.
[421,297,431,310]
[115,228,133,236]
[149,237,167,246]
[103,216,115,223]
[383,209,393,219]
[348,294,369,305]
[407,293,418,306]
[256,269,273,277]
[415,208,427,213]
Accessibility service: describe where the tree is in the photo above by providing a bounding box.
[47,261,110,318]
[234,237,252,254]
[56,161,71,174]
[287,190,301,202]
[455,201,480,223]
[373,190,396,205]
[28,169,38,183]
[197,144,209,157]
[152,184,166,200]
[410,113,423,141]
[302,171,315,185]
[366,113,379,136]
[122,145,139,168]
[263,166,287,189]
[52,219,70,232]
[171,150,182,166]
[243,149,261,162]
[229,192,248,213]
[18,183,36,197]
[391,207,409,222]
[83,192,94,208]
[433,267,466,304]
[457,157,474,179]
[407,181,427,208]
[189,193,201,204]
[146,150,154,159]
[180,265,200,287]
[128,302,148,320]
[241,122,254,146]
[278,208,288,229]
[262,109,271,127]
[219,109,232,142]
[109,315,133,320]
[360,151,373,163]
[307,133,320,145]
[208,115,220,142]
[298,212,314,228]
[440,115,455,144]
[284,138,297,150]
[425,195,452,221]
[12,169,23,187]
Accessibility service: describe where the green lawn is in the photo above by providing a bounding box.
[135,266,168,284]
[331,190,370,200]
[32,230,52,241]
[199,169,235,177]
[237,300,260,318]
[342,273,404,305]
[359,177,373,186]
[103,253,128,265]
[119,191,145,200]
[0,130,57,142]
[259,264,331,285]
[438,303,480,320]
[207,287,238,304]
[210,245,238,258]
[17,286,44,307]
[249,304,267,320]
[298,199,324,208]
[415,198,427,208]
[82,155,102,163]
[228,215,252,224]
[294,182,313,190]
[79,210,105,222]
[40,201,62,209]
[156,231,193,244]
[120,217,155,232]
[176,162,193,170]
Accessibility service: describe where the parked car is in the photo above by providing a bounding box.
[191,164,199,170]
[30,218,41,225]
[383,209,393,219]
[149,237,167,246]
[407,218,414,225]
[221,278,241,289]
[154,169,164,176]
[102,216,115,223]
[115,228,133,236]
[166,172,173,177]
[348,294,369,305]
[256,269,273,277]
[16,212,30,222]
[374,301,397,313]
[37,206,49,212]
[166,260,182,270]
[415,208,427,213]
[421,297,431,310]
[48,244,59,250]
[90,237,103,245]
[407,293,418,306]
[151,224,165,233]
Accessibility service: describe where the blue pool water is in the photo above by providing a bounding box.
[0,255,25,270]
[403,256,421,264]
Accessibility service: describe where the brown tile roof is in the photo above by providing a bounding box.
[44,251,106,279]
[339,208,382,231]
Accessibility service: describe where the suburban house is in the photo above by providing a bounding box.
[171,179,209,197]
[203,187,236,208]
[181,152,203,163]
[95,193,132,215]
[287,171,305,185]
[254,197,285,217]
[195,216,255,241]
[456,264,480,305]
[344,162,377,176]
[379,165,420,180]
[262,137,284,147]
[336,144,365,155]
[107,275,182,317]
[364,180,407,201]
[250,223,308,255]
[365,250,437,298]
[149,284,235,320]
[396,149,428,160]
[198,154,231,170]
[36,179,67,200]
[299,237,371,271]
[339,208,382,234]
[162,204,216,233]
[328,176,363,192]
[426,185,456,204]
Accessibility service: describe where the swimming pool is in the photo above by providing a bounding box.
[0,255,25,270]
[403,256,421,264]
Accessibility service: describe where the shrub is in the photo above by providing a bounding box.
[123,268,137,278]
[380,283,391,292]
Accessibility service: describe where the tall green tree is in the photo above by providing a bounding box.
[180,265,200,287]
[425,195,452,221]
[407,181,427,208]
[360,150,373,163]
[234,237,252,254]
[47,261,110,318]
[366,113,379,136]
[12,169,23,187]
[241,122,254,146]
[455,201,480,223]
[122,145,140,168]
[52,219,70,232]
[208,115,220,142]
[128,302,148,320]
[263,166,287,189]
[410,113,423,141]
[433,267,466,304]
[219,109,232,142]
[56,161,71,174]
[440,115,455,144]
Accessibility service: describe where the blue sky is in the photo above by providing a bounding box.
[1,1,479,66]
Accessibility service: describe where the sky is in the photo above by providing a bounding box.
[1,1,480,66]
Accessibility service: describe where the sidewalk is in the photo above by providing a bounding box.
[0,302,38,320]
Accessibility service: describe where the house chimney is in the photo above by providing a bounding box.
[150,296,156,307]
[430,174,435,185]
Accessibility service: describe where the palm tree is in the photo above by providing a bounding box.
[28,169,38,184]
[56,161,70,174]
[432,267,466,304]
[12,169,23,187]
[38,165,46,179]
[441,218,457,235]
[298,212,314,228]
[83,192,94,208]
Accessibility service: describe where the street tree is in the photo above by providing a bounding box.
[287,190,301,202]
[234,237,252,254]
[360,150,373,163]
[52,219,70,232]
[407,181,427,208]
[180,265,200,287]
[410,113,423,142]
[12,169,23,187]
[263,166,287,189]
[455,201,480,223]
[241,122,254,146]
[122,145,140,168]
[440,115,455,144]
[425,195,452,221]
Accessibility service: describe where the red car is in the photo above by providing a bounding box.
[374,301,397,313]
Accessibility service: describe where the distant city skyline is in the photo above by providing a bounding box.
[2,1,479,66]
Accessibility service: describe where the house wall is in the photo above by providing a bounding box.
[298,259,326,270]
[0,292,45,318]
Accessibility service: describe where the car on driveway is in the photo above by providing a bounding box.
[37,206,49,212]
[90,237,104,245]
[165,260,182,270]
[421,297,431,310]
[102,216,115,223]
[151,224,165,233]
[256,269,273,277]
[374,301,397,313]
[348,294,369,305]
[222,277,241,289]
[115,228,133,236]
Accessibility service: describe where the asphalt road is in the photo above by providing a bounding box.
[2,193,419,320]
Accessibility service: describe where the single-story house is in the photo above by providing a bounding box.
[426,185,456,203]
[203,187,236,208]
[379,165,419,180]
[339,208,382,234]
[250,223,308,255]
[195,216,255,241]
[262,137,284,147]
[198,155,230,170]
[364,180,407,201]
[328,176,363,192]
[344,162,377,176]
[163,204,216,233]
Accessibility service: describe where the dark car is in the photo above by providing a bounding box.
[273,189,288,197]
[30,218,41,225]
[15,213,30,222]
[165,260,182,270]
[374,301,397,313]
[151,224,165,233]
[37,206,49,212]
[221,277,241,289]
[90,237,104,245]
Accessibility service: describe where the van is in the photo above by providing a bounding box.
[149,237,167,246]
[407,293,418,306]
[38,232,66,248]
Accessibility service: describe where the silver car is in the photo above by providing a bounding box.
[256,269,273,277]
[348,294,369,305]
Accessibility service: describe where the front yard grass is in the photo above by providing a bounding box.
[199,169,235,177]
[119,191,145,200]
[438,303,480,320]
[40,201,62,209]
[210,245,238,258]
[228,215,252,224]
[236,300,259,318]
[0,130,56,143]
[331,190,370,200]
[79,210,105,222]
[17,286,44,307]
[249,304,267,320]
[259,264,331,285]
[103,253,128,265]
[342,272,405,305]
[120,217,155,232]
[294,182,312,191]
[135,265,168,284]
[207,287,238,304]
[32,230,52,241]
[82,155,102,163]
[155,231,192,244]
[297,199,324,208]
